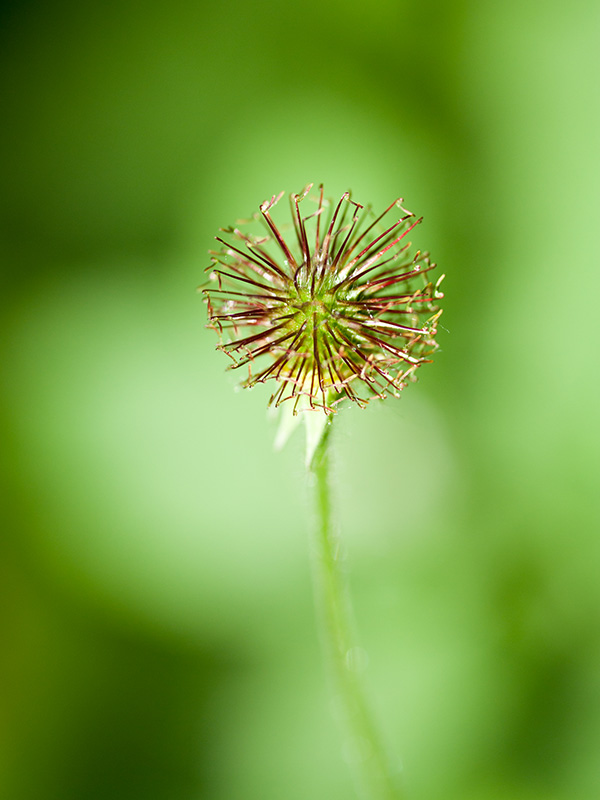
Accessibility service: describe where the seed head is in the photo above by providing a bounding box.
[203,184,444,414]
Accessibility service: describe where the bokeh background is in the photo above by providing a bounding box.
[1,1,599,799]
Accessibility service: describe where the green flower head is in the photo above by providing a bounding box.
[203,184,444,414]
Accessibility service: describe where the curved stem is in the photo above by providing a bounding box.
[308,418,404,800]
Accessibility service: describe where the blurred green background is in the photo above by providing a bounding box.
[1,1,599,799]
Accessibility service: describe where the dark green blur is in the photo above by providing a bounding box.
[1,1,599,799]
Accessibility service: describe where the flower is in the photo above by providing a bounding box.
[203,184,444,414]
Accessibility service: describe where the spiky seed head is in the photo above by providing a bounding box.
[203,184,444,414]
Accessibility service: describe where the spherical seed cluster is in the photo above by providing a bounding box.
[203,184,444,414]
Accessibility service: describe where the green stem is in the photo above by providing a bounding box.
[308,418,404,800]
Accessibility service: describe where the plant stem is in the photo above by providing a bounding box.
[308,418,404,800]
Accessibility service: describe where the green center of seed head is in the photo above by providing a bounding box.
[292,271,341,333]
[298,295,331,322]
